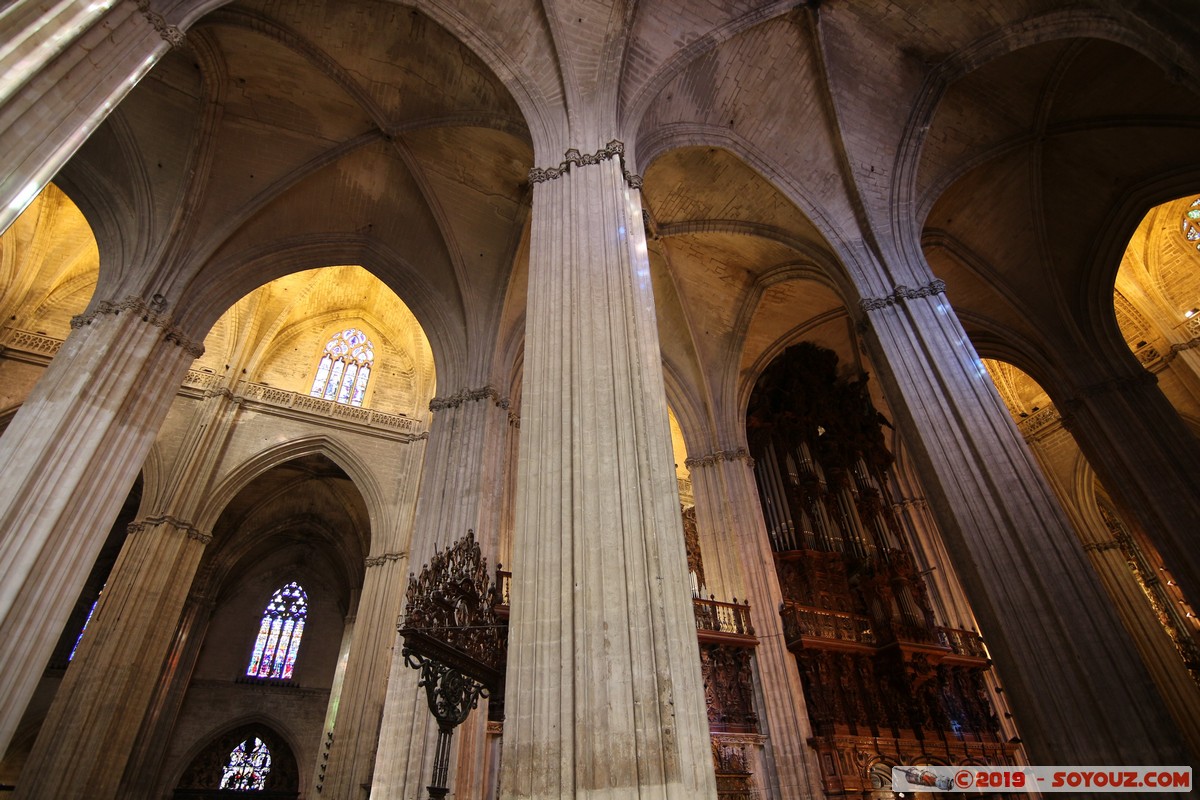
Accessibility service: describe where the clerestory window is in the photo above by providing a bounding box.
[1183,197,1200,252]
[309,328,374,406]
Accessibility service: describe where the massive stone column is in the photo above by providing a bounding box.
[371,388,510,800]
[319,436,425,800]
[15,515,210,799]
[0,296,202,759]
[1017,410,1200,757]
[500,143,716,799]
[685,449,822,800]
[0,0,179,234]
[1056,362,1200,606]
[13,359,243,799]
[858,277,1190,765]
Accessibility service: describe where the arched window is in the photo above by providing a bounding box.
[1183,197,1200,252]
[246,582,307,679]
[309,328,374,406]
[219,737,272,790]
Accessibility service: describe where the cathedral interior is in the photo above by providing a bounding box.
[0,1,1199,798]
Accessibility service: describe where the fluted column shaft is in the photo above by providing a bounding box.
[0,299,200,756]
[686,452,821,800]
[1022,420,1200,757]
[860,281,1188,764]
[500,152,715,799]
[320,432,425,800]
[0,0,173,235]
[15,517,209,799]
[322,557,410,800]
[371,392,510,799]
[1059,369,1200,606]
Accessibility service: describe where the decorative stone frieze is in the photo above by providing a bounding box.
[1165,336,1200,361]
[528,139,643,188]
[127,514,212,544]
[684,448,754,469]
[429,385,509,411]
[859,279,947,312]
[365,552,406,568]
[71,296,204,358]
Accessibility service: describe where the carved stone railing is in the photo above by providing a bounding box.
[0,328,64,366]
[779,602,876,650]
[1015,404,1060,439]
[1,334,423,434]
[183,371,422,433]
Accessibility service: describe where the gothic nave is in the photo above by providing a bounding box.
[0,1,1199,798]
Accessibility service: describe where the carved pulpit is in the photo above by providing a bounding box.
[398,530,507,800]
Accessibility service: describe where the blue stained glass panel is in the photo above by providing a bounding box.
[245,583,307,679]
[69,596,101,662]
[337,363,358,404]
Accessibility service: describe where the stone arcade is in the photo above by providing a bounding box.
[1,1,1199,798]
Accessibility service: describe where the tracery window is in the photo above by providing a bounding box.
[309,328,374,406]
[219,737,272,790]
[1183,198,1200,252]
[246,582,307,680]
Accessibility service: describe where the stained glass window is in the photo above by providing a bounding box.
[246,582,307,680]
[68,594,101,662]
[219,737,272,790]
[1182,198,1200,252]
[309,328,374,406]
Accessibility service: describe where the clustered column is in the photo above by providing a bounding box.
[0,296,203,759]
[685,448,823,799]
[0,1,182,234]
[500,142,716,799]
[1058,366,1200,607]
[858,277,1189,765]
[320,433,426,799]
[15,516,212,799]
[371,386,511,799]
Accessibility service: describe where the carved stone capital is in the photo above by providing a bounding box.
[684,448,754,470]
[128,513,212,544]
[71,295,205,358]
[429,385,509,412]
[1165,336,1200,362]
[859,279,947,312]
[365,551,406,568]
[1062,371,1157,411]
[136,1,186,48]
[529,140,642,189]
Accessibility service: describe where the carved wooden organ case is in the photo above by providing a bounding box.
[746,343,1016,795]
